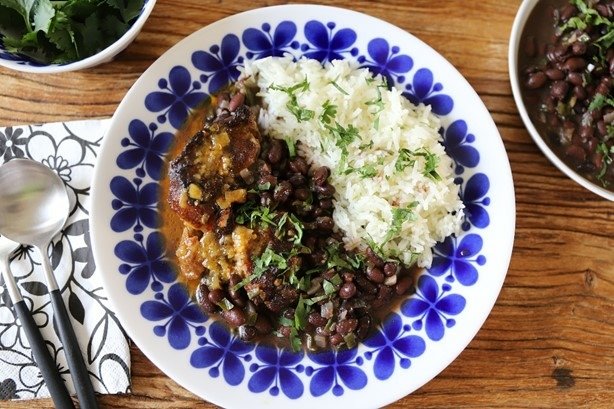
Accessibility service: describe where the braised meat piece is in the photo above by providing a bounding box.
[168,105,261,231]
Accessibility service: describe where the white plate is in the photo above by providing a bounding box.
[91,5,515,408]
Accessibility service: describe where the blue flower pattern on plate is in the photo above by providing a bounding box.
[401,275,466,341]
[117,120,173,180]
[114,232,176,294]
[429,234,486,286]
[363,313,426,380]
[306,348,367,396]
[190,321,254,385]
[110,176,159,232]
[108,17,496,398]
[358,38,413,86]
[192,34,244,94]
[243,22,299,60]
[301,21,358,63]
[443,120,480,174]
[404,68,454,115]
[248,346,305,399]
[460,173,491,230]
[141,283,206,349]
[145,66,207,130]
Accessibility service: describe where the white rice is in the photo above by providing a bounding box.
[242,56,464,267]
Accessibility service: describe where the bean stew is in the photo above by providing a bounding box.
[518,0,614,190]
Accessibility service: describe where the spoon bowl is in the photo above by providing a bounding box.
[0,159,70,246]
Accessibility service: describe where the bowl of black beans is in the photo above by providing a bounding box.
[509,0,614,200]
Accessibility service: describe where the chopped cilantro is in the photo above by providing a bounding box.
[270,78,315,122]
[596,142,613,186]
[344,164,378,178]
[588,93,614,112]
[322,279,336,295]
[320,100,338,125]
[385,203,418,242]
[365,83,386,130]
[294,296,308,330]
[325,121,360,160]
[284,137,296,157]
[395,147,441,180]
[0,0,145,64]
[329,77,349,95]
[235,202,276,227]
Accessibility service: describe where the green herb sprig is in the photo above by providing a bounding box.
[0,0,145,64]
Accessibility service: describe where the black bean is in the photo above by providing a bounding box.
[571,42,587,56]
[329,333,343,346]
[308,312,328,327]
[315,216,334,231]
[366,266,385,283]
[339,282,357,299]
[383,262,398,277]
[228,275,247,307]
[573,85,587,100]
[319,199,333,209]
[336,318,358,336]
[254,315,273,335]
[288,157,308,175]
[365,247,384,267]
[221,307,246,327]
[596,3,613,18]
[563,57,586,72]
[579,125,594,140]
[273,180,293,203]
[355,275,377,295]
[525,71,547,89]
[267,140,283,164]
[239,325,257,341]
[342,271,355,282]
[395,275,413,295]
[544,68,564,80]
[207,288,225,305]
[565,145,586,165]
[312,166,330,186]
[288,173,306,187]
[585,137,598,154]
[566,72,583,86]
[597,120,607,137]
[314,183,335,198]
[591,152,604,170]
[550,81,569,100]
[293,187,310,201]
[196,283,217,314]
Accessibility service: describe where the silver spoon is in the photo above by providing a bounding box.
[0,235,75,408]
[0,159,98,409]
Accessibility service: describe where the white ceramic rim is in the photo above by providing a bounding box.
[508,0,614,201]
[0,0,157,74]
[91,4,516,407]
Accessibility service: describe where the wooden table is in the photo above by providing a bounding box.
[1,0,613,407]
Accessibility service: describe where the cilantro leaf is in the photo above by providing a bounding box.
[0,0,144,64]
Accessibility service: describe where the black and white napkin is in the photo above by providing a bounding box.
[0,119,131,400]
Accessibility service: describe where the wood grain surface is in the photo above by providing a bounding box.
[1,1,613,408]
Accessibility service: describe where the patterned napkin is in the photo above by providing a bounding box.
[0,119,131,400]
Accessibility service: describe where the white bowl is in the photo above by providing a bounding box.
[0,0,156,74]
[508,0,614,201]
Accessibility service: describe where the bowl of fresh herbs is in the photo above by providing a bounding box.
[0,0,156,73]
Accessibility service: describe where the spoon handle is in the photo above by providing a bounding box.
[13,300,76,409]
[49,288,100,409]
